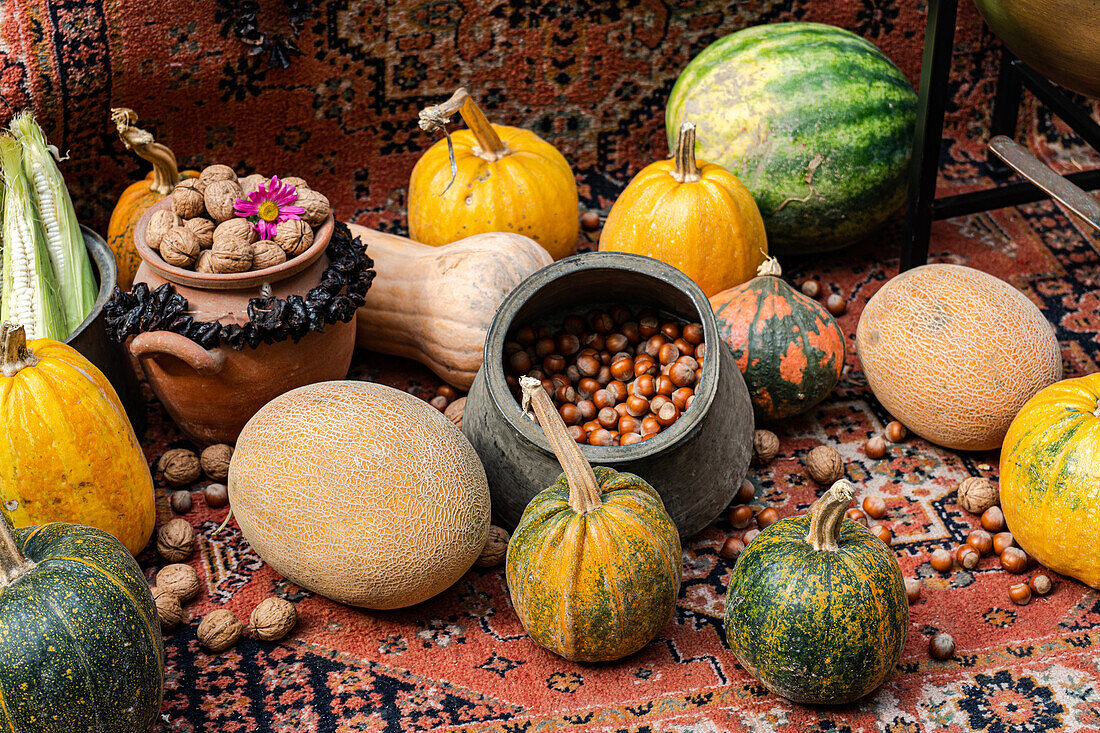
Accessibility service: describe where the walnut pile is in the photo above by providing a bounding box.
[154,165,327,275]
[156,518,195,563]
[957,476,999,515]
[806,445,844,485]
[200,443,233,482]
[475,525,510,568]
[159,448,201,486]
[198,609,243,652]
[249,597,298,641]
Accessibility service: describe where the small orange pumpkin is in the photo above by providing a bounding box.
[599,122,767,297]
[408,88,579,261]
[107,108,199,289]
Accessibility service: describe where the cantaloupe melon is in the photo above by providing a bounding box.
[228,380,491,609]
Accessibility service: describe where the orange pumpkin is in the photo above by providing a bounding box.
[856,264,1061,451]
[599,122,766,297]
[408,88,579,261]
[107,108,199,289]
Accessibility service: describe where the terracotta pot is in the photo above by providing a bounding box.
[130,198,353,445]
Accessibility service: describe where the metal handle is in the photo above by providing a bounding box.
[988,135,1100,232]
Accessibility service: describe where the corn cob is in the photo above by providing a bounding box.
[0,133,66,341]
[10,111,96,334]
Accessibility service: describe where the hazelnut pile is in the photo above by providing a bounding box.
[505,306,705,446]
[146,164,332,274]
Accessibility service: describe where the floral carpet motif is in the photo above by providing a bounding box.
[3,1,1100,731]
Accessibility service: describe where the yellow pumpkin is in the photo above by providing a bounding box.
[599,122,767,297]
[107,108,199,289]
[408,88,579,261]
[0,322,155,555]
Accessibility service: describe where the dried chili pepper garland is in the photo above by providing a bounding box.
[103,221,375,350]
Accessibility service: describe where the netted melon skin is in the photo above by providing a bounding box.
[228,380,491,609]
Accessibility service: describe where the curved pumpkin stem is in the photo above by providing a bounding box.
[0,322,38,378]
[671,122,702,183]
[520,376,603,514]
[756,255,783,278]
[110,107,182,195]
[0,513,35,586]
[806,479,855,552]
[419,88,509,162]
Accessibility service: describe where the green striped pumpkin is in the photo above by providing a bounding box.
[0,521,164,732]
[666,22,917,254]
[724,480,907,704]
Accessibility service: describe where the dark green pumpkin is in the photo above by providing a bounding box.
[0,520,164,732]
[710,258,845,421]
[724,480,907,704]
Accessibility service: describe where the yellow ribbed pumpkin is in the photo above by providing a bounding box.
[107,108,198,289]
[599,122,767,297]
[0,322,155,555]
[408,88,579,261]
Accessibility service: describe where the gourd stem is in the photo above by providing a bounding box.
[756,255,783,278]
[806,479,855,552]
[520,376,603,514]
[110,107,181,195]
[418,88,508,161]
[0,515,34,587]
[0,322,38,378]
[671,122,702,183]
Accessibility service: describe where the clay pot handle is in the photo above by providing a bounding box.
[129,331,226,375]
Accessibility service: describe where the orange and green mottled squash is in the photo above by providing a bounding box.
[0,322,155,555]
[724,479,907,704]
[0,519,164,732]
[107,108,199,289]
[506,377,682,662]
[1000,374,1100,589]
[710,258,845,421]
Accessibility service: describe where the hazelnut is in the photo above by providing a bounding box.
[197,608,243,652]
[904,577,921,604]
[195,250,215,273]
[742,528,761,544]
[729,505,754,529]
[885,420,907,442]
[865,435,887,459]
[966,529,993,556]
[957,477,999,515]
[871,524,892,545]
[147,209,182,249]
[735,479,755,504]
[981,506,1007,533]
[251,240,288,270]
[825,293,847,316]
[800,279,821,298]
[250,597,298,642]
[273,218,314,257]
[580,211,600,232]
[200,443,233,482]
[204,179,243,222]
[159,448,201,486]
[152,586,183,628]
[156,563,200,602]
[295,188,331,227]
[204,483,230,509]
[239,173,267,195]
[156,518,195,562]
[845,508,868,527]
[430,395,449,411]
[993,532,1015,555]
[172,179,206,219]
[210,239,254,273]
[756,507,779,529]
[929,632,955,660]
[1009,583,1032,605]
[930,548,954,573]
[862,495,886,519]
[199,164,238,190]
[1029,573,1052,596]
[752,429,780,466]
[720,537,745,561]
[159,227,200,268]
[806,445,844,485]
[183,217,216,249]
[1000,546,1029,573]
[444,396,466,428]
[170,490,193,514]
[956,545,980,570]
[475,525,510,568]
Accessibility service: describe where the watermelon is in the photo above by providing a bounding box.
[666,22,917,254]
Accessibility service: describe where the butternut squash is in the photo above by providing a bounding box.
[350,225,552,390]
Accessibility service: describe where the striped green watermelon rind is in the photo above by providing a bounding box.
[667,22,917,254]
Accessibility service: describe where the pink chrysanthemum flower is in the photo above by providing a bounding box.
[234,176,305,239]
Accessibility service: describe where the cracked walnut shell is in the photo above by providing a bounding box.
[252,240,288,270]
[184,217,215,249]
[249,597,298,641]
[273,218,313,257]
[159,447,201,486]
[201,443,233,481]
[198,609,243,652]
[806,445,844,485]
[204,179,243,222]
[172,179,206,219]
[475,525,510,568]
[151,586,183,628]
[957,477,999,515]
[156,518,195,563]
[295,188,331,227]
[160,227,200,268]
[156,563,200,602]
[211,239,254,273]
[147,209,182,250]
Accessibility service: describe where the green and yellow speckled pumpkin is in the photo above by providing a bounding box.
[710,258,846,421]
[506,377,682,663]
[0,519,164,731]
[724,480,907,704]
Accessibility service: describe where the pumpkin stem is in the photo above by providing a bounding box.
[110,107,182,195]
[419,88,509,162]
[756,256,783,278]
[671,122,702,183]
[0,322,39,377]
[806,479,855,552]
[0,514,35,586]
[520,376,603,514]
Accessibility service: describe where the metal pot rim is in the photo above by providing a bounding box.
[65,226,116,344]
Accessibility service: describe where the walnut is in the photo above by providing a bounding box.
[195,250,215,273]
[475,525,510,568]
[156,518,195,563]
[199,164,237,192]
[159,447,201,486]
[147,209,182,250]
[184,217,215,249]
[210,239,254,273]
[957,477,999,515]
[806,445,844,485]
[272,218,314,257]
[213,217,258,249]
[159,227,200,268]
[200,443,233,481]
[172,179,206,219]
[151,586,183,628]
[249,597,298,641]
[295,188,331,227]
[204,179,243,222]
[239,174,267,195]
[249,240,286,270]
[281,176,308,189]
[156,563,200,602]
[444,397,466,429]
[197,609,243,652]
[752,429,779,466]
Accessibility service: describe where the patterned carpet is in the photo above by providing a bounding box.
[4,1,1100,732]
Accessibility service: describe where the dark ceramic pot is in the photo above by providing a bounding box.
[462,252,754,538]
[68,227,145,436]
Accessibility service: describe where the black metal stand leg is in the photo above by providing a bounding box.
[901,0,961,271]
[987,49,1021,177]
